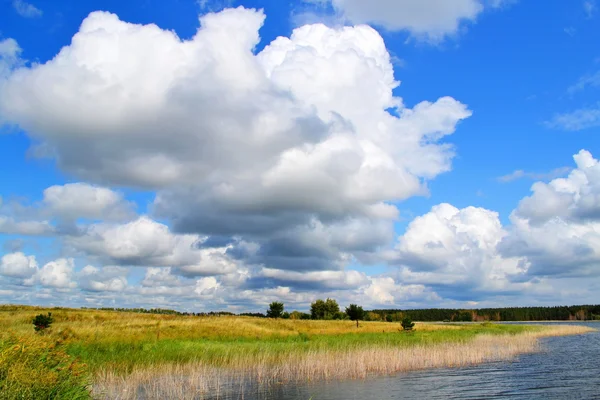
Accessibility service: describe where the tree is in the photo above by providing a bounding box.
[364,311,381,321]
[345,304,364,328]
[33,312,53,333]
[290,311,311,320]
[310,298,340,320]
[385,314,393,323]
[266,302,284,318]
[401,317,415,331]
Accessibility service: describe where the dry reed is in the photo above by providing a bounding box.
[92,324,593,399]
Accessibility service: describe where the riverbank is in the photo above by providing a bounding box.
[0,307,594,399]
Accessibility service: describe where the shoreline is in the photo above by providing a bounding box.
[92,324,594,400]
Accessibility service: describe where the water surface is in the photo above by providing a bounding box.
[246,322,600,400]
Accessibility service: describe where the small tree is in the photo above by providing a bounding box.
[33,312,53,333]
[385,314,393,323]
[401,316,415,331]
[266,302,284,318]
[345,304,364,328]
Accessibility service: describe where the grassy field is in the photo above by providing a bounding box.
[0,305,595,399]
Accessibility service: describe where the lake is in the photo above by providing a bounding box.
[242,322,600,400]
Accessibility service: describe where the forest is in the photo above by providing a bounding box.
[371,305,600,322]
[78,304,600,322]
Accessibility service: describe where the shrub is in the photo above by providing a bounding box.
[401,317,415,331]
[385,314,393,323]
[32,312,53,333]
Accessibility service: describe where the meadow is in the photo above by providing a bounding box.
[0,305,594,399]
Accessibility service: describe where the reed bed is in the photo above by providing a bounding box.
[92,325,593,399]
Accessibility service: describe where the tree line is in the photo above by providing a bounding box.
[370,305,600,322]
[81,304,600,322]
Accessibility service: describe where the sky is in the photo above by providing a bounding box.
[0,0,600,313]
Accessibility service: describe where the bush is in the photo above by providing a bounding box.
[32,312,53,333]
[401,317,415,331]
[385,314,393,322]
[0,334,90,399]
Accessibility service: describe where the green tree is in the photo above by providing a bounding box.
[290,311,311,320]
[310,298,340,320]
[401,317,415,331]
[32,312,53,333]
[266,302,284,318]
[385,314,393,323]
[345,304,364,328]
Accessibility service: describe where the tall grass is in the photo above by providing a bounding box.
[0,332,91,399]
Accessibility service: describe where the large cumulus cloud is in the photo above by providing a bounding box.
[0,7,471,285]
[385,203,528,301]
[383,150,600,304]
[500,150,600,278]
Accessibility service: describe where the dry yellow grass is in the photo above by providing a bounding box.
[0,306,457,343]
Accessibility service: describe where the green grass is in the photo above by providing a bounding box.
[65,323,541,374]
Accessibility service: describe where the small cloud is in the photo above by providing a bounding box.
[564,26,576,37]
[196,0,233,12]
[498,167,572,183]
[487,0,519,9]
[546,104,600,131]
[297,0,515,44]
[567,70,600,95]
[584,0,596,18]
[476,189,485,197]
[0,38,24,78]
[12,0,42,18]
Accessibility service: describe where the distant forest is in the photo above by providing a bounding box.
[81,304,600,322]
[371,305,600,322]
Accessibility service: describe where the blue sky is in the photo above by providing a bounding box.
[1,0,600,312]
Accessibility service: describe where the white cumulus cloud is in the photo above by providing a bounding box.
[0,252,38,279]
[37,258,76,288]
[43,183,135,221]
[66,217,240,277]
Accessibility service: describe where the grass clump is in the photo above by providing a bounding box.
[0,333,91,399]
